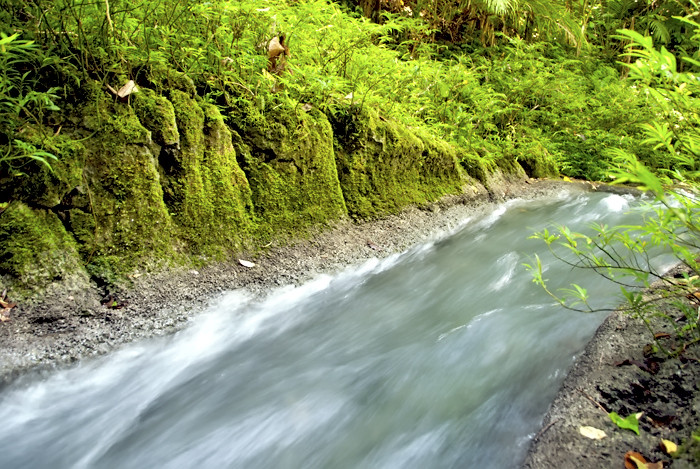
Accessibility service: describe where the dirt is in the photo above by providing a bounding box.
[523,263,700,469]
[0,176,583,387]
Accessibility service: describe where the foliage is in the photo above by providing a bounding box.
[526,19,700,356]
[609,411,641,435]
[0,32,60,177]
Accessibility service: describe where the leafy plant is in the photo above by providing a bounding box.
[0,32,59,176]
[610,411,641,435]
[526,18,700,356]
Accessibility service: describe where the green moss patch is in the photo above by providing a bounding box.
[0,202,87,293]
[331,107,467,219]
[165,90,255,255]
[233,106,348,238]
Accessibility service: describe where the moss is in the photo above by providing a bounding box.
[133,88,179,146]
[0,202,87,294]
[330,106,467,219]
[232,106,347,238]
[165,90,255,254]
[146,62,197,97]
[78,97,175,281]
[517,149,559,178]
[457,150,494,184]
[7,128,87,208]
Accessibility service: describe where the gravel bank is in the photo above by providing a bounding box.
[1,177,579,385]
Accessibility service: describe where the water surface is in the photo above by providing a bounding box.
[0,191,667,468]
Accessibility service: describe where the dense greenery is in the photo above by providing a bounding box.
[0,0,698,292]
[1,0,695,185]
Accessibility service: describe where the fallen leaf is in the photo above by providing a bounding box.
[239,259,255,268]
[367,240,382,251]
[117,80,136,98]
[0,308,10,322]
[610,412,640,435]
[563,176,572,182]
[660,439,678,454]
[0,298,16,309]
[654,332,671,339]
[624,451,647,469]
[579,426,606,439]
[648,414,675,428]
[614,358,656,374]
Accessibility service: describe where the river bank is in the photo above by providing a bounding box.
[1,177,579,385]
[523,261,700,467]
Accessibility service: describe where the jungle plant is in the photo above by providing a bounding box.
[0,32,59,176]
[526,18,700,356]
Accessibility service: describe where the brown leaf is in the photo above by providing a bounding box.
[654,332,671,339]
[268,37,286,58]
[615,358,656,374]
[624,451,647,469]
[0,298,16,309]
[648,414,675,428]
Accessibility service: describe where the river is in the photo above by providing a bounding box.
[0,190,672,468]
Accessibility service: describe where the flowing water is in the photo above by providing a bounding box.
[0,190,674,468]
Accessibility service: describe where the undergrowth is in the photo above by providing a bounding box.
[0,0,674,183]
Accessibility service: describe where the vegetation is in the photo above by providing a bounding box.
[0,0,697,295]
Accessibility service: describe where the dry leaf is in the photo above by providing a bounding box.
[239,259,255,268]
[579,426,606,439]
[660,439,678,454]
[367,240,382,251]
[624,451,647,469]
[268,37,286,57]
[117,80,136,98]
[0,308,11,322]
[0,298,16,309]
[654,332,671,339]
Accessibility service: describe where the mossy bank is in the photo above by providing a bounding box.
[0,73,556,302]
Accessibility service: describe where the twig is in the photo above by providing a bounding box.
[533,418,560,442]
[105,0,114,34]
[578,388,609,415]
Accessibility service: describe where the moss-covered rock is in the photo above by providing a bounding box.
[330,106,468,219]
[0,202,87,294]
[74,93,175,282]
[232,106,348,238]
[4,128,87,208]
[165,90,255,254]
[133,88,179,147]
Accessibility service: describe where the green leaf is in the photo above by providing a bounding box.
[609,412,640,435]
